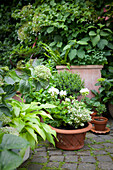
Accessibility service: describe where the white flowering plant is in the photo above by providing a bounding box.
[45,87,92,129]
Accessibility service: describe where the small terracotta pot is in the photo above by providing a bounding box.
[93,116,108,131]
[90,112,97,123]
[49,123,92,150]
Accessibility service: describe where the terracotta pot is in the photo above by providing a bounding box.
[56,65,103,98]
[93,116,108,131]
[90,112,97,123]
[49,122,92,150]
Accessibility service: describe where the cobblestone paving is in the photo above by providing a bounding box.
[18,118,113,170]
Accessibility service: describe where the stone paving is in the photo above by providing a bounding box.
[18,118,113,170]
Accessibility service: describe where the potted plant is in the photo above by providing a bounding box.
[92,102,108,131]
[44,87,92,150]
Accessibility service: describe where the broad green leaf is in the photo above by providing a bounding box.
[89,31,96,36]
[69,49,77,61]
[25,126,37,142]
[12,118,25,132]
[44,132,55,146]
[97,39,108,50]
[99,87,105,93]
[13,106,20,117]
[100,31,109,36]
[0,87,5,94]
[27,122,46,140]
[63,44,71,51]
[80,37,90,42]
[49,41,56,46]
[47,27,54,33]
[39,103,56,109]
[109,67,113,73]
[107,42,113,49]
[0,134,29,150]
[57,42,62,47]
[0,150,23,170]
[4,76,15,85]
[9,70,20,82]
[77,41,88,45]
[24,116,40,125]
[0,104,11,117]
[19,79,30,94]
[77,49,85,59]
[37,110,53,119]
[42,123,56,137]
[91,35,100,47]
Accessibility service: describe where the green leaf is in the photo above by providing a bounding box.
[19,79,30,94]
[89,31,96,36]
[13,106,20,117]
[77,49,85,59]
[37,110,53,119]
[63,44,71,51]
[42,123,56,137]
[0,150,23,170]
[44,132,55,146]
[47,27,54,33]
[0,104,11,117]
[77,41,88,45]
[4,76,15,85]
[97,39,108,50]
[91,35,100,47]
[100,31,109,36]
[49,41,56,47]
[25,126,37,142]
[0,134,29,150]
[107,42,113,49]
[68,49,77,61]
[12,118,25,132]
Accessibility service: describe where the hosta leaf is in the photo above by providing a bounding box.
[44,132,55,146]
[25,126,37,142]
[42,123,56,137]
[0,150,23,170]
[12,118,25,132]
[37,110,53,119]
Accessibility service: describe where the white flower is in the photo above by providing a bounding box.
[65,98,70,102]
[80,88,89,96]
[59,90,67,97]
[48,87,59,96]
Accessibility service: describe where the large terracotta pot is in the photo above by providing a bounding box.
[49,123,92,150]
[93,116,108,131]
[56,65,103,98]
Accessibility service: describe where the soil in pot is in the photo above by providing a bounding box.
[93,116,108,131]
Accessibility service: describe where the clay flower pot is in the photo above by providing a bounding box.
[92,116,108,131]
[49,123,92,150]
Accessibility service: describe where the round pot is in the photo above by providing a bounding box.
[93,116,108,131]
[90,112,97,124]
[49,123,92,150]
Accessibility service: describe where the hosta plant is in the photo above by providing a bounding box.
[7,98,56,150]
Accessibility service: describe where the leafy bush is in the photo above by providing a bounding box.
[51,70,84,98]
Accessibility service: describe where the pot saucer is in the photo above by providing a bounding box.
[90,126,110,134]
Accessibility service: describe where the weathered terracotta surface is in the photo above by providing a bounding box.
[90,111,97,124]
[93,116,108,131]
[56,65,103,98]
[50,123,92,150]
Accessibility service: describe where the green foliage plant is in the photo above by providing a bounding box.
[7,98,56,150]
[0,134,30,170]
[51,70,84,98]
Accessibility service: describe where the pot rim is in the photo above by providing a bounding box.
[93,116,108,121]
[49,122,92,134]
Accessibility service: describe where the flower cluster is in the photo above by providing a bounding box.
[48,86,66,98]
[34,65,52,81]
[80,88,89,96]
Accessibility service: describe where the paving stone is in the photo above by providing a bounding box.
[49,155,64,162]
[80,156,96,163]
[96,155,112,162]
[31,156,47,163]
[77,163,96,170]
[82,145,90,150]
[46,162,60,168]
[92,150,108,155]
[101,135,113,141]
[47,146,57,150]
[86,133,98,138]
[98,162,113,170]
[65,155,78,162]
[48,150,62,156]
[77,151,91,156]
[91,144,105,149]
[33,151,47,157]
[63,151,76,155]
[34,147,46,152]
[102,143,113,147]
[105,147,113,153]
[91,137,105,143]
[28,163,43,170]
[61,163,77,169]
[84,139,94,144]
